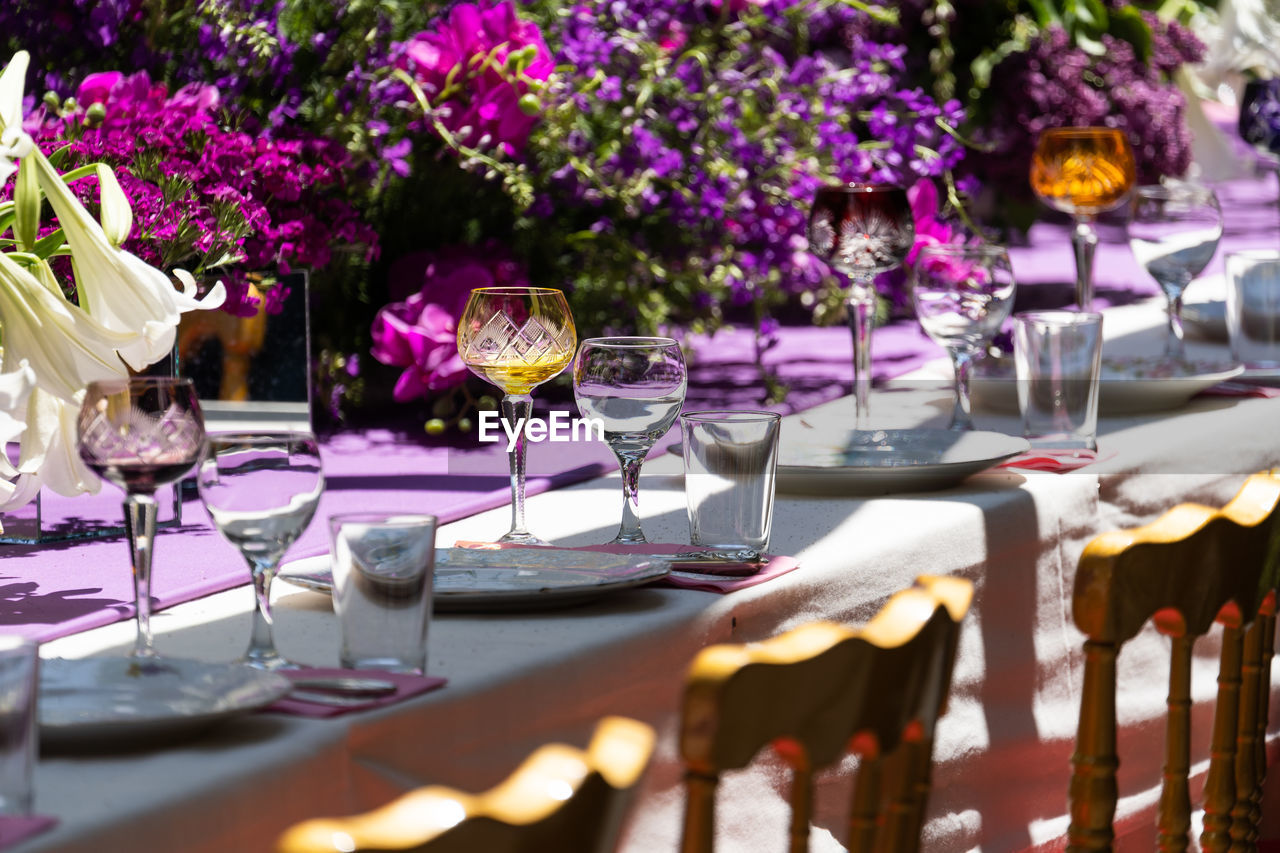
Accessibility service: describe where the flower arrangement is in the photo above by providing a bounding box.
[0,51,224,509]
[20,69,379,317]
[0,1,1216,425]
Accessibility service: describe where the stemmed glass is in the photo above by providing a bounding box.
[807,183,915,430]
[572,337,687,544]
[197,432,323,670]
[457,287,576,545]
[1127,183,1223,360]
[910,244,1017,430]
[76,377,205,660]
[1030,127,1136,311]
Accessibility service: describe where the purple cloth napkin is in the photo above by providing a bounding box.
[0,816,57,849]
[455,541,801,594]
[264,668,446,718]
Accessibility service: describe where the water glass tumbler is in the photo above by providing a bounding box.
[680,412,781,558]
[1227,250,1280,370]
[1013,311,1104,452]
[0,636,37,817]
[328,513,437,675]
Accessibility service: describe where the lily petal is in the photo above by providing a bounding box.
[0,252,132,401]
[0,51,33,185]
[32,148,226,371]
[18,387,100,497]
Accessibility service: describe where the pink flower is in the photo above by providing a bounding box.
[904,178,958,267]
[397,0,553,155]
[371,246,530,400]
[76,72,123,106]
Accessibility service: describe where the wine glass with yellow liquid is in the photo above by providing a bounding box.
[458,287,576,544]
[1030,127,1136,310]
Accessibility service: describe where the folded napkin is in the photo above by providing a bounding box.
[264,668,446,718]
[454,541,801,594]
[1198,381,1280,399]
[999,448,1106,473]
[0,816,57,850]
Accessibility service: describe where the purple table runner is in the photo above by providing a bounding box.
[4,171,1278,644]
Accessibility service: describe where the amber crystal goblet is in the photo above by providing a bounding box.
[1030,127,1136,311]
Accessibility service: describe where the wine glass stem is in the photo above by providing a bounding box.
[502,393,535,541]
[614,450,647,544]
[1166,293,1185,359]
[1072,215,1098,310]
[244,555,283,667]
[123,493,159,658]
[949,348,975,431]
[845,283,876,431]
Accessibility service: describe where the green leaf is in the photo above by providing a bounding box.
[1110,6,1153,63]
[1072,0,1109,31]
[1025,0,1061,28]
[32,228,64,260]
[12,156,39,252]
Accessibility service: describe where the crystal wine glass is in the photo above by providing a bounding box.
[1127,183,1223,360]
[76,376,205,659]
[572,337,687,544]
[1030,127,1136,311]
[197,432,323,670]
[910,244,1017,430]
[807,183,915,430]
[457,287,576,545]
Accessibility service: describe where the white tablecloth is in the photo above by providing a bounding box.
[21,296,1280,853]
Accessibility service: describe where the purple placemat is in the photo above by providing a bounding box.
[265,668,447,718]
[0,816,57,850]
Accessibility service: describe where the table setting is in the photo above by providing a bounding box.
[4,4,1280,851]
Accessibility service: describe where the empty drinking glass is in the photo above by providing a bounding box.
[1227,250,1280,370]
[911,244,1016,430]
[1013,311,1104,452]
[573,337,687,544]
[0,636,36,817]
[1127,183,1222,359]
[680,411,781,559]
[329,513,437,675]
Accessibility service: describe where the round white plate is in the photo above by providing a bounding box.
[40,657,291,750]
[972,357,1243,415]
[776,427,1029,496]
[279,548,670,612]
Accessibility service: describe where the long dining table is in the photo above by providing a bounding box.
[7,289,1280,853]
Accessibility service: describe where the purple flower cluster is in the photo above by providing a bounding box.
[396,1,554,156]
[510,0,966,319]
[967,16,1205,212]
[23,70,378,316]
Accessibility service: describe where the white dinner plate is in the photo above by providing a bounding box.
[776,426,1029,496]
[279,548,671,612]
[972,356,1244,415]
[39,657,291,751]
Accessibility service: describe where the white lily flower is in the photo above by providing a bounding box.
[0,251,132,402]
[0,50,34,186]
[31,150,226,371]
[17,387,99,498]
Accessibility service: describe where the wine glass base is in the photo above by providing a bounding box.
[497,530,550,547]
[238,651,299,672]
[610,532,647,546]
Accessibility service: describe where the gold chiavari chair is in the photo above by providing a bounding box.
[678,574,974,853]
[276,715,655,853]
[1068,470,1280,852]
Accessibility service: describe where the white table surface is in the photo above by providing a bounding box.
[20,296,1280,853]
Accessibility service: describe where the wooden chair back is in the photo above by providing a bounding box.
[679,575,974,853]
[1068,470,1280,852]
[276,715,655,853]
